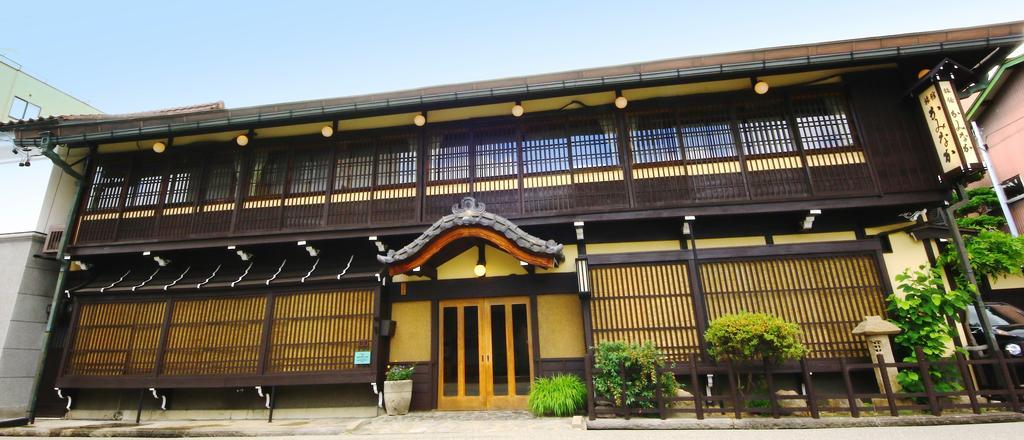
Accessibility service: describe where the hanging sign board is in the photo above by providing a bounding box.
[916,79,983,184]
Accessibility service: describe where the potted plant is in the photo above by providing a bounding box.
[384,364,415,415]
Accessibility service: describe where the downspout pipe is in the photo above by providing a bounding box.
[25,143,92,423]
[972,121,1019,236]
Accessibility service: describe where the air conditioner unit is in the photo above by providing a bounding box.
[43,225,66,254]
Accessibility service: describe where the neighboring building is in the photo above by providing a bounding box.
[0,54,101,418]
[965,47,1024,306]
[3,22,1022,420]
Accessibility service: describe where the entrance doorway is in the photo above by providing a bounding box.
[437,297,534,410]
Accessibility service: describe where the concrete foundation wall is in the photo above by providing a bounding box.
[68,384,378,421]
[0,233,58,418]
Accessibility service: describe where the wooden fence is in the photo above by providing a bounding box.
[587,347,1024,420]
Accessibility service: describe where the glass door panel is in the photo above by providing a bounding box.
[438,300,485,410]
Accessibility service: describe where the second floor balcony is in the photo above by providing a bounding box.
[70,74,942,251]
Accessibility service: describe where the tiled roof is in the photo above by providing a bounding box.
[0,101,225,128]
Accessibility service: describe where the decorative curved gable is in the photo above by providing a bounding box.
[377,197,564,276]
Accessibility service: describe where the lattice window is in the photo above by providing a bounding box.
[589,263,700,361]
[335,142,374,190]
[162,296,266,376]
[64,302,166,376]
[267,289,375,373]
[628,111,681,165]
[700,254,886,359]
[164,160,199,206]
[474,128,518,179]
[202,155,240,202]
[289,149,330,194]
[523,121,569,174]
[247,150,288,197]
[429,131,471,182]
[125,164,163,208]
[85,162,127,211]
[792,92,855,151]
[568,116,619,169]
[737,99,796,156]
[680,105,737,161]
[377,137,417,186]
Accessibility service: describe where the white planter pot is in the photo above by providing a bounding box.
[384,380,413,415]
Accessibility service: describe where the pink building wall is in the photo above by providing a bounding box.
[977,69,1024,236]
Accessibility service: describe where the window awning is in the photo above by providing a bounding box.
[68,247,381,296]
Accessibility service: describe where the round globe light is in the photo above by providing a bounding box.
[473,264,487,277]
[236,134,249,147]
[152,141,166,153]
[413,114,427,127]
[754,80,770,95]
[321,125,334,137]
[512,103,524,117]
[614,95,628,109]
[917,68,931,79]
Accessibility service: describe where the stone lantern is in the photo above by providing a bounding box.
[852,315,902,392]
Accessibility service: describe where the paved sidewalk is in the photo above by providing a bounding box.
[0,411,578,437]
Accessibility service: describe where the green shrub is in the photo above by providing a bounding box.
[704,312,808,364]
[527,374,586,416]
[592,341,678,408]
[887,266,971,393]
[385,364,415,381]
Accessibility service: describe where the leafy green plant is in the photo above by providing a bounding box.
[938,230,1024,282]
[527,374,586,416]
[592,341,679,408]
[704,312,808,363]
[385,364,415,381]
[956,214,1007,231]
[954,187,1000,216]
[886,266,971,393]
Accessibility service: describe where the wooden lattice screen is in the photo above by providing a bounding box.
[267,289,374,373]
[64,302,166,376]
[699,254,886,359]
[590,263,700,360]
[162,296,267,376]
[62,288,377,382]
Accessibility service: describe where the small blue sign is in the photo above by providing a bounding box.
[353,351,372,365]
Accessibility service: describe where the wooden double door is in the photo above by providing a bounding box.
[437,297,534,410]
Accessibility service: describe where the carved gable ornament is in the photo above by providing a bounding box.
[377,197,565,275]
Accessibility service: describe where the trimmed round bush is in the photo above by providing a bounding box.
[704,312,807,363]
[527,374,586,416]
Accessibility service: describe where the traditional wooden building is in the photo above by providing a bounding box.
[5,22,1023,419]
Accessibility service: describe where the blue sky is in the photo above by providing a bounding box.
[3,1,1023,114]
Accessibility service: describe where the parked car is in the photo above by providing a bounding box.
[967,302,1024,358]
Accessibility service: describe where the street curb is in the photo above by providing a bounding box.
[0,420,370,437]
[586,412,1024,430]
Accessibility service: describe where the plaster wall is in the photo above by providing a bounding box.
[536,294,585,358]
[0,233,58,418]
[388,301,431,363]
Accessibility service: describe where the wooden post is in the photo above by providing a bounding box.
[267,386,277,423]
[915,347,941,416]
[876,354,898,416]
[586,349,596,420]
[689,355,704,420]
[764,358,779,419]
[839,358,859,417]
[954,352,980,414]
[800,359,819,419]
[993,349,1022,412]
[727,361,742,419]
[134,389,144,424]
